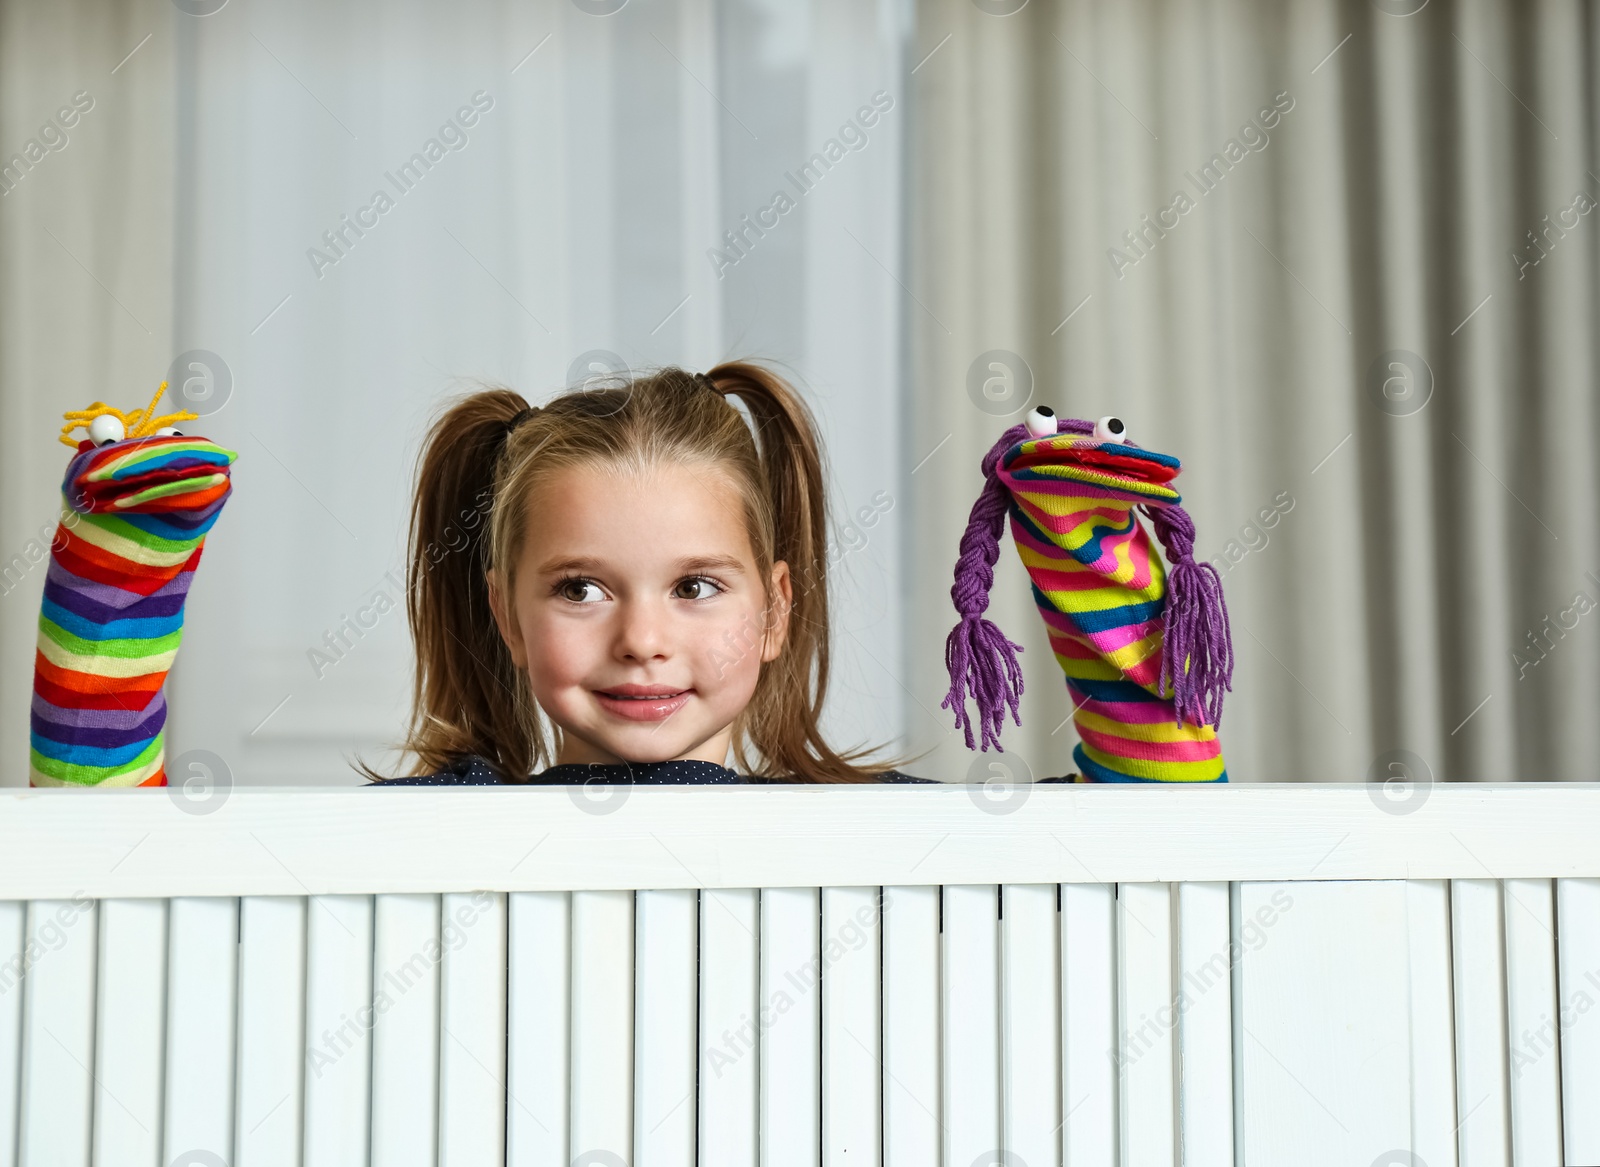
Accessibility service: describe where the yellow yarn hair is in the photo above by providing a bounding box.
[59,381,200,449]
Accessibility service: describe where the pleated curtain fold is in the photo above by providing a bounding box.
[905,0,1600,781]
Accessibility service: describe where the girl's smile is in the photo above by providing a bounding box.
[592,684,692,722]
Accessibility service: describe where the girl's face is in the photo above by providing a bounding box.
[489,460,791,769]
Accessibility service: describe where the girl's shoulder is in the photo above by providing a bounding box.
[371,757,750,786]
[373,755,518,786]
[370,756,1079,786]
[873,771,1081,784]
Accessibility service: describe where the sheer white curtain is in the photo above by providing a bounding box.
[0,0,908,786]
[904,0,1600,782]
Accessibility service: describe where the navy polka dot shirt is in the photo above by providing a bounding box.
[372,755,1080,786]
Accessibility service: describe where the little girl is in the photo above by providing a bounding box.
[374,363,1054,786]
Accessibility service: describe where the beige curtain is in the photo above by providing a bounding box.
[0,1,176,787]
[905,0,1600,782]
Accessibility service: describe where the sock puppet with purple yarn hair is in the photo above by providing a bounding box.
[943,409,1232,782]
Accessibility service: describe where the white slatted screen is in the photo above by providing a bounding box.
[8,877,1600,1164]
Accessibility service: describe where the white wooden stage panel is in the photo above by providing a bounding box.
[3,776,1600,1167]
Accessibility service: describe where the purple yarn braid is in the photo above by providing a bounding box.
[1145,502,1234,728]
[942,416,1094,751]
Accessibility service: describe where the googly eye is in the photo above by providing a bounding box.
[155,426,183,437]
[1093,415,1128,443]
[1023,405,1057,439]
[88,415,126,446]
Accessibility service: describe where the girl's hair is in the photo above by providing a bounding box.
[381,362,891,783]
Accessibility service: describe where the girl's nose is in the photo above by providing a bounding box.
[613,600,670,662]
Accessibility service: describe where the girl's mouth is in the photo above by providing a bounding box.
[594,686,691,722]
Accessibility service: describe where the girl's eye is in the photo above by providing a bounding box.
[673,577,722,601]
[557,579,606,603]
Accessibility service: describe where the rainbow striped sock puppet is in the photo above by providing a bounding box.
[943,409,1232,783]
[29,383,236,787]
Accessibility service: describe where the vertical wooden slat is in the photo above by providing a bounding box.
[235,896,307,1167]
[507,891,570,1167]
[92,898,167,1166]
[699,888,759,1167]
[1556,878,1600,1163]
[370,894,441,1167]
[633,889,696,1167]
[1405,881,1459,1167]
[1062,883,1117,1164]
[1001,883,1060,1167]
[881,886,940,1167]
[163,897,238,1164]
[439,891,508,1167]
[303,895,374,1167]
[16,897,97,1166]
[570,890,634,1165]
[822,886,881,1167]
[1118,883,1175,1167]
[0,899,25,1167]
[1452,878,1512,1167]
[761,886,821,1167]
[1175,881,1232,1167]
[1503,879,1563,1165]
[943,884,1001,1166]
[1229,882,1245,1167]
[1238,882,1412,1164]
